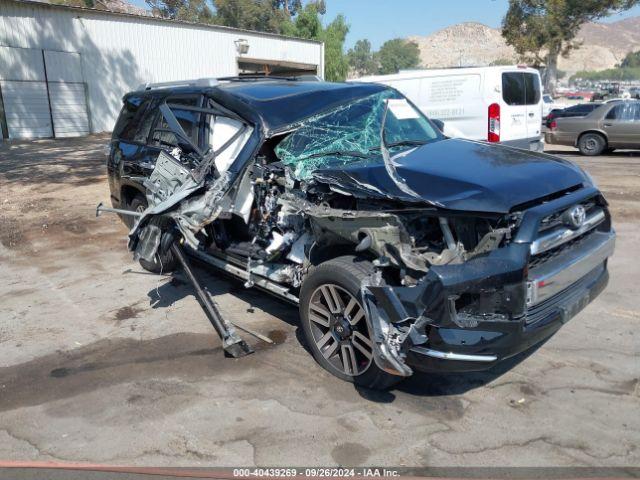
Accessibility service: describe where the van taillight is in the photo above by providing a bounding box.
[488,103,500,142]
[549,120,557,129]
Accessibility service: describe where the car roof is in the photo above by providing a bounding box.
[126,79,390,133]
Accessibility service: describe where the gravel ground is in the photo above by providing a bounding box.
[0,136,638,467]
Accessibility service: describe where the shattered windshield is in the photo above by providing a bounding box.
[275,90,440,180]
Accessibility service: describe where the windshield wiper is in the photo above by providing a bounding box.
[369,140,427,151]
[302,150,370,160]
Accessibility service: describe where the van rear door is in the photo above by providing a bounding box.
[501,71,542,145]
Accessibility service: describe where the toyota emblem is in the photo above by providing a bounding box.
[564,205,586,230]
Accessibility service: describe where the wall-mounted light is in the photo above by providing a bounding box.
[235,39,249,55]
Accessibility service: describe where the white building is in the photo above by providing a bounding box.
[0,0,324,139]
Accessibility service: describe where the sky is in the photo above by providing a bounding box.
[326,0,640,50]
[128,0,640,50]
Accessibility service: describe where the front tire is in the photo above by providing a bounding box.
[299,256,403,390]
[578,133,606,156]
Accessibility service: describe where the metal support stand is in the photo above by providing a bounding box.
[96,201,256,356]
[170,242,254,358]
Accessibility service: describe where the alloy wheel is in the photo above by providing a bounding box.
[307,284,373,376]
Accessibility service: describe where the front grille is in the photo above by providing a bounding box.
[538,199,597,233]
[528,232,593,269]
[528,196,605,269]
[525,265,603,325]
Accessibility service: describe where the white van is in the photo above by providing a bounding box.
[355,66,544,152]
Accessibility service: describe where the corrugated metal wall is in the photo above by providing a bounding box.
[0,0,323,134]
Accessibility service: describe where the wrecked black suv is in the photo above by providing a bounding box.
[106,78,615,389]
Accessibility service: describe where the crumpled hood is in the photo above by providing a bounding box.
[311,138,590,213]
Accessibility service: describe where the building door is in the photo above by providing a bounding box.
[43,51,90,138]
[0,46,90,139]
[0,46,52,139]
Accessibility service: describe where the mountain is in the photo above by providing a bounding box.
[407,17,640,75]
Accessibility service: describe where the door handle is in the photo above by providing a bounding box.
[604,123,613,127]
[528,112,535,117]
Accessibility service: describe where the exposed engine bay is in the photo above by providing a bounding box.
[126,127,520,377]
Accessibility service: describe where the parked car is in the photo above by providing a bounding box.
[545,103,602,128]
[107,78,615,389]
[355,66,544,152]
[546,100,640,156]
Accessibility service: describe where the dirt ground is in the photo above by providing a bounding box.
[0,136,638,467]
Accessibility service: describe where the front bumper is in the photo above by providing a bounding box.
[407,261,609,372]
[362,187,615,375]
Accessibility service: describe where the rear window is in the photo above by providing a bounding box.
[113,96,152,142]
[567,104,597,113]
[502,72,541,106]
[566,103,598,113]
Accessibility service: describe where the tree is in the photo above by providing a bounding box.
[322,14,350,81]
[502,0,640,95]
[489,58,515,66]
[284,1,349,82]
[145,0,215,22]
[213,0,286,32]
[621,50,640,68]
[286,0,323,38]
[271,0,302,18]
[571,67,640,82]
[347,39,377,77]
[377,38,420,75]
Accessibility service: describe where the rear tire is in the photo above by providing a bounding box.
[578,133,606,156]
[129,193,177,274]
[299,256,403,390]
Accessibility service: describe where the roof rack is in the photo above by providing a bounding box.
[217,75,304,82]
[137,74,321,91]
[137,77,220,91]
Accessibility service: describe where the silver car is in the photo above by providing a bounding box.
[545,100,640,156]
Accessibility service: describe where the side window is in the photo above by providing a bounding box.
[113,96,151,141]
[605,106,620,120]
[151,96,201,149]
[606,104,638,121]
[570,104,596,114]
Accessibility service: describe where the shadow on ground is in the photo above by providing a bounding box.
[0,134,110,185]
[144,259,546,403]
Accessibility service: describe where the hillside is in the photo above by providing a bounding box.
[407,17,640,75]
